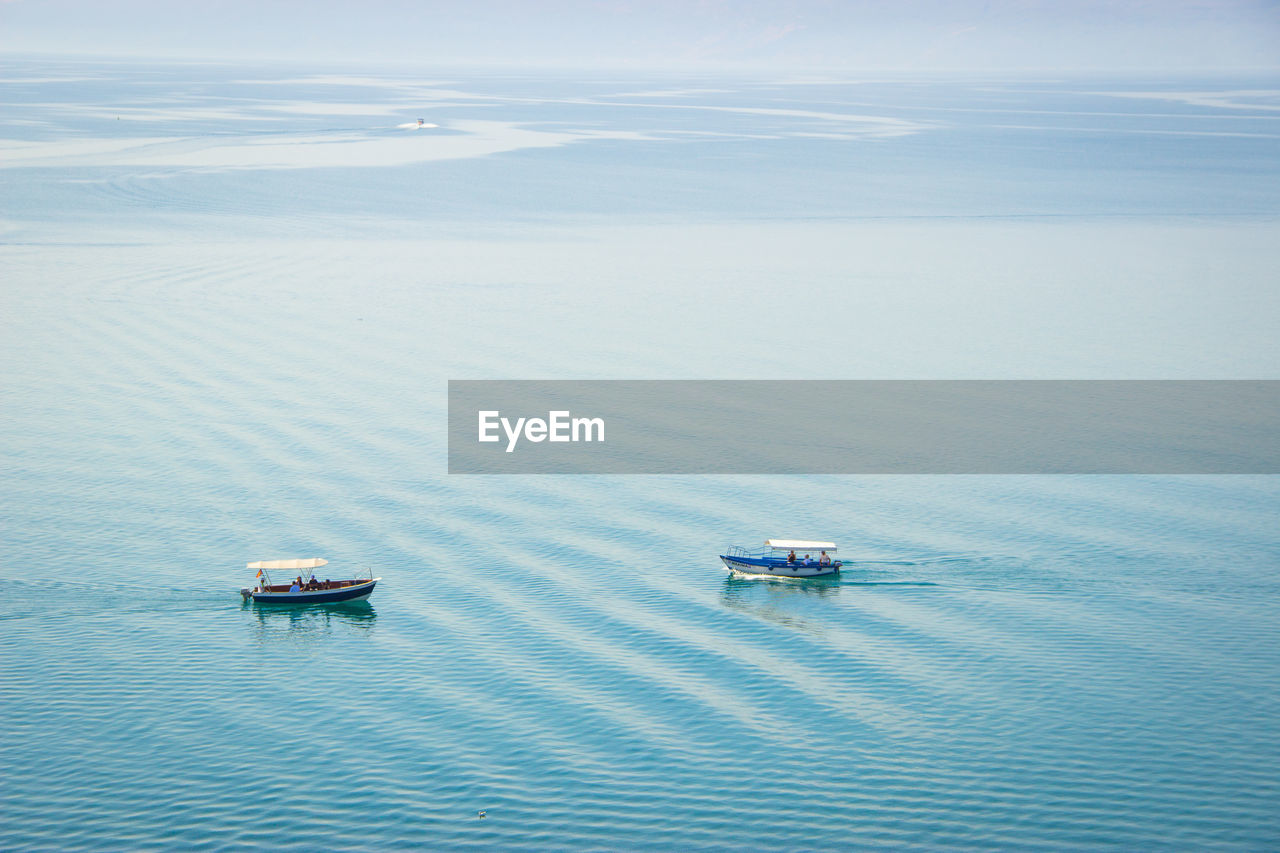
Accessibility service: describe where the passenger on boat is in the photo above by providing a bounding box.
[819,551,831,566]
[787,550,797,563]
[803,555,812,566]
[289,580,301,592]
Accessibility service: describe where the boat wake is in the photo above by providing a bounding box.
[852,554,987,567]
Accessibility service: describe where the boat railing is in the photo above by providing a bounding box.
[725,544,770,560]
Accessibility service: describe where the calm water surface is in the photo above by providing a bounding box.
[2,59,1280,849]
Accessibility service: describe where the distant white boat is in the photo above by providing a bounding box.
[397,119,439,129]
[720,539,841,578]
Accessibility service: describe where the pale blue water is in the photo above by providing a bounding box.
[3,59,1280,849]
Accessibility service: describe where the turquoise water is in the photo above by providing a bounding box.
[3,60,1280,849]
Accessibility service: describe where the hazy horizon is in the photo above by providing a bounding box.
[2,0,1277,72]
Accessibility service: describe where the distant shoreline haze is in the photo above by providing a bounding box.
[1,1,1277,71]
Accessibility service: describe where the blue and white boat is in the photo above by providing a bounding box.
[720,539,842,578]
[240,558,379,604]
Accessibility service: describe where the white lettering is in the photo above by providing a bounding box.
[502,416,526,453]
[481,411,604,452]
[478,411,500,442]
[549,410,571,442]
[573,416,605,443]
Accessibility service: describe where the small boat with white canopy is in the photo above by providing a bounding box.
[720,539,842,578]
[240,558,378,604]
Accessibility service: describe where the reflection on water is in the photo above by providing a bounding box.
[244,601,377,643]
[719,574,840,636]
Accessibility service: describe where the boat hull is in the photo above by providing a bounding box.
[246,579,378,604]
[720,556,839,578]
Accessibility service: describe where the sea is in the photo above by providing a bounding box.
[2,57,1280,850]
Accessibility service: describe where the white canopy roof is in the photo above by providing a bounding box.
[764,540,836,552]
[247,558,328,570]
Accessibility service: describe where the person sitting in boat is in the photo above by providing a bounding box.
[819,551,831,566]
[787,550,797,564]
[802,554,812,566]
[289,579,302,593]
